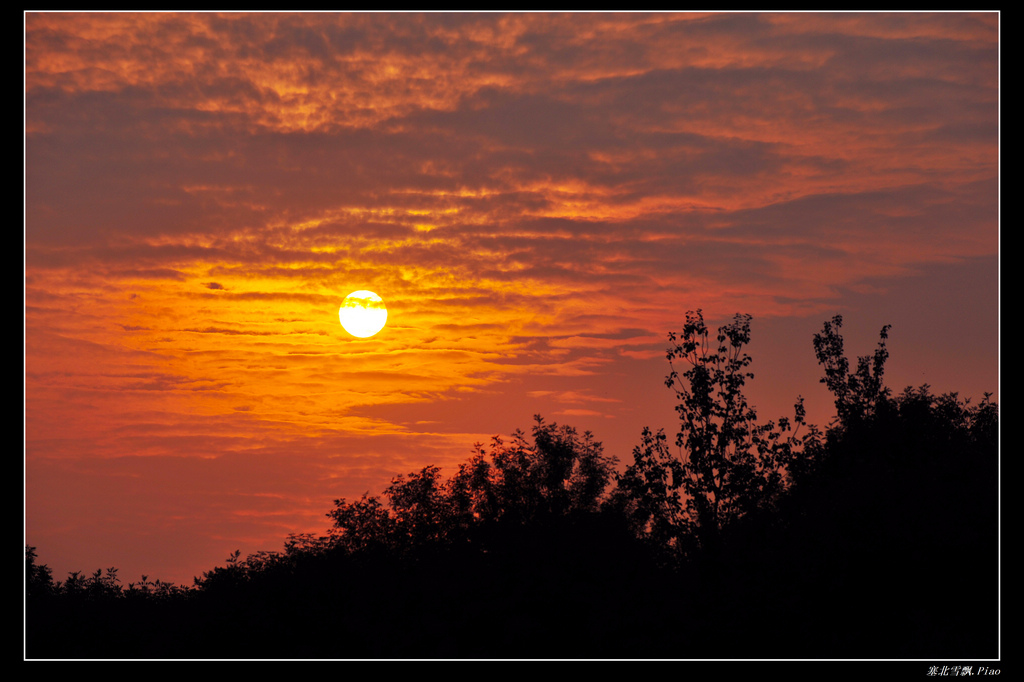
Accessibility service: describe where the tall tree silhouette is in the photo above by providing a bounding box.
[614,310,812,553]
[813,314,891,427]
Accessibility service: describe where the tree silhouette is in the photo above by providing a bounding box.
[325,492,395,554]
[483,416,616,521]
[25,546,54,599]
[716,315,1000,658]
[614,310,812,554]
[385,464,454,549]
[326,416,618,556]
[813,314,891,427]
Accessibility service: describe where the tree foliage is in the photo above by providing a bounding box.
[25,546,54,599]
[809,314,997,462]
[323,416,618,557]
[813,314,892,426]
[614,310,814,553]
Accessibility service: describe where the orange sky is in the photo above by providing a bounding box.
[24,12,999,586]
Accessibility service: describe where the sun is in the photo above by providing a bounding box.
[339,290,388,338]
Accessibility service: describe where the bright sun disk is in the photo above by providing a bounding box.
[339,290,387,338]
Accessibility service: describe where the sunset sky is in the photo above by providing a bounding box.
[25,12,999,586]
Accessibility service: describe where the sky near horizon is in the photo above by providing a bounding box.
[25,12,999,586]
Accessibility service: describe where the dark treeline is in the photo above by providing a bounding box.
[25,312,999,659]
